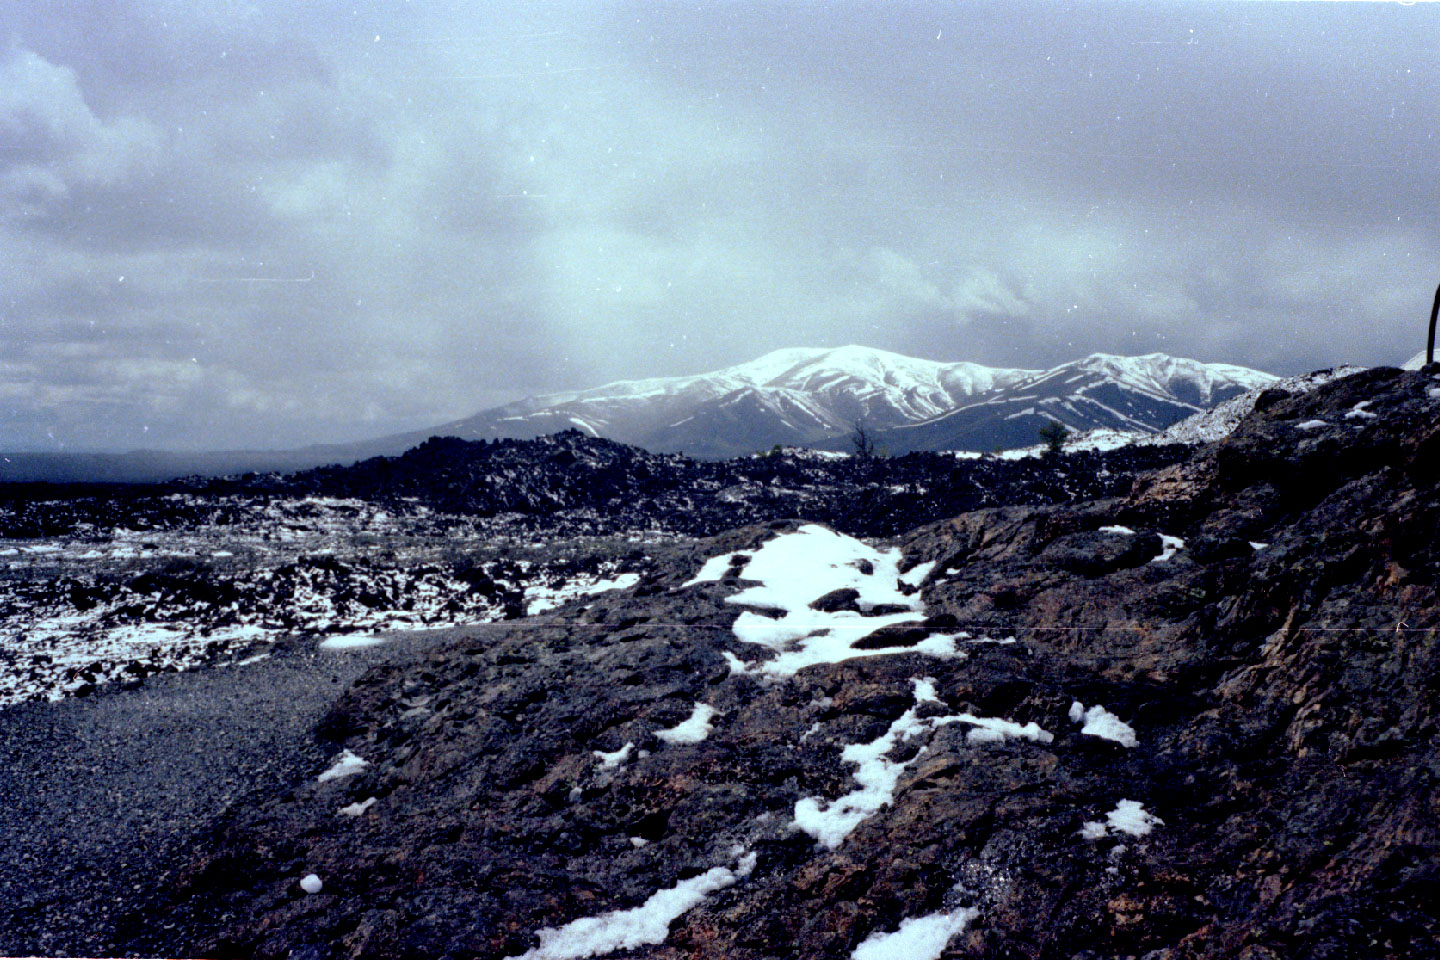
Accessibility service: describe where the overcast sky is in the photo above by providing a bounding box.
[3,1,1437,452]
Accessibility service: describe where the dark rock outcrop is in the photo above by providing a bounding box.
[124,367,1440,959]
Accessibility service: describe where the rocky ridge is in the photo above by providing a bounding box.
[0,439,1183,706]
[122,366,1440,959]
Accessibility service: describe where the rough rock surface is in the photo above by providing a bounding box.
[120,367,1439,959]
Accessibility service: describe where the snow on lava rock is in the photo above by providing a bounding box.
[851,904,980,960]
[706,524,961,677]
[317,749,370,782]
[508,852,757,960]
[794,679,1053,848]
[1151,535,1185,564]
[1082,800,1164,839]
[683,553,736,586]
[1069,702,1139,747]
[593,742,635,769]
[655,702,716,744]
[318,633,387,650]
[526,572,642,616]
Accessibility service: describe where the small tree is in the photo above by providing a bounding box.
[851,420,876,461]
[1038,420,1069,456]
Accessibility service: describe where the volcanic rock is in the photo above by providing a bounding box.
[123,366,1440,959]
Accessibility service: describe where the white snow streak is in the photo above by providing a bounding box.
[1083,800,1163,839]
[939,713,1054,745]
[683,553,735,586]
[794,679,1051,848]
[317,749,370,782]
[338,797,377,817]
[1070,702,1138,747]
[851,906,979,960]
[1151,535,1185,564]
[526,573,641,616]
[655,703,716,744]
[1343,401,1376,421]
[318,633,387,650]
[509,853,756,960]
[593,742,635,769]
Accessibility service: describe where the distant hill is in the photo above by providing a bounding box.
[866,352,1276,454]
[409,346,1274,458]
[0,346,1275,482]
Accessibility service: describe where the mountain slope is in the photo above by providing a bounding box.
[417,347,1273,458]
[876,352,1276,453]
[0,348,1276,482]
[415,345,1036,458]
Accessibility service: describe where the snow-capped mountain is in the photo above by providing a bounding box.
[874,352,1278,454]
[416,346,1038,458]
[0,347,1279,482]
[423,347,1275,458]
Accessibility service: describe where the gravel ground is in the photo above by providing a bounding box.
[0,627,463,958]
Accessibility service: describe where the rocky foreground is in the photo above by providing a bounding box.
[110,367,1440,958]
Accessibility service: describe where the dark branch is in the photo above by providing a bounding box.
[1428,281,1440,366]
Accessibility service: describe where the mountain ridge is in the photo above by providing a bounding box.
[420,346,1276,459]
[0,347,1276,481]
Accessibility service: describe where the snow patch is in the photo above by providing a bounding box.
[1071,703,1138,747]
[792,696,928,849]
[1343,401,1376,421]
[526,572,641,616]
[851,906,980,960]
[1151,535,1185,564]
[338,797,377,817]
[1084,800,1163,839]
[319,633,387,650]
[655,703,716,744]
[318,749,370,782]
[1099,525,1135,535]
[794,679,1050,848]
[702,525,962,678]
[683,553,735,586]
[593,742,635,769]
[1107,799,1163,836]
[940,713,1054,745]
[509,853,756,960]
[899,560,936,587]
[1296,419,1328,431]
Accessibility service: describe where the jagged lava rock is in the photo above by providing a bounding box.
[126,367,1440,959]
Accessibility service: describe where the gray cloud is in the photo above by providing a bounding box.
[1,0,1437,452]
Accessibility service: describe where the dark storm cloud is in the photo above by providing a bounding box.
[2,0,1437,452]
